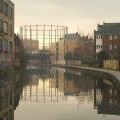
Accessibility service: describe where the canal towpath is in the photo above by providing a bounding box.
[56,64,120,85]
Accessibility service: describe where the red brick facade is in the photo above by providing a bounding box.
[102,35,120,59]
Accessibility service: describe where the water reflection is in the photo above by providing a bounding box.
[19,67,120,116]
[0,72,26,120]
[95,79,120,115]
[0,66,120,120]
[0,76,14,120]
[20,67,65,102]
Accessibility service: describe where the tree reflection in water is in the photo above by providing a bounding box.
[20,67,120,115]
[0,66,120,120]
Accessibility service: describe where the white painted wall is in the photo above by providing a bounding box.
[96,38,103,53]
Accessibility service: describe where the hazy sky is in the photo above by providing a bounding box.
[12,0,120,35]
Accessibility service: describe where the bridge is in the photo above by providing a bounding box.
[24,50,52,65]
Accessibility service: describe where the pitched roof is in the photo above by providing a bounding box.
[64,32,80,40]
[97,23,120,35]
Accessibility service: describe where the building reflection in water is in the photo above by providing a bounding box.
[20,67,120,116]
[21,67,66,102]
[21,67,95,103]
[0,73,23,120]
[0,66,120,120]
[94,78,120,115]
[0,75,14,120]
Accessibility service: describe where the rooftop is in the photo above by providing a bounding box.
[63,32,80,40]
[97,22,120,35]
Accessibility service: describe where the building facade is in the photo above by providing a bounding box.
[74,37,94,64]
[50,32,94,65]
[58,33,94,64]
[95,23,120,59]
[50,32,81,64]
[14,34,22,67]
[0,0,14,69]
[22,39,39,66]
[22,39,39,54]
[58,32,81,64]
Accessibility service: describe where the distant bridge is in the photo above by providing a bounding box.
[24,50,53,65]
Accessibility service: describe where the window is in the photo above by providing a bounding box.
[109,35,112,40]
[4,2,8,16]
[96,45,98,49]
[3,39,8,52]
[114,44,117,49]
[98,45,100,48]
[0,39,3,51]
[9,41,12,53]
[96,45,102,49]
[4,21,8,34]
[8,6,13,19]
[0,18,3,33]
[97,35,102,39]
[96,35,98,39]
[113,34,118,39]
[96,45,97,49]
[9,24,12,36]
[98,35,100,39]
[109,44,112,50]
[0,0,3,12]
[99,35,102,39]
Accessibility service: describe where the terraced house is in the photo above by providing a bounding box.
[0,0,14,69]
[95,23,120,59]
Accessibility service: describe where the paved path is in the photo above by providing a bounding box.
[58,64,120,83]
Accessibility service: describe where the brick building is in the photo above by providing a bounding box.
[74,37,94,64]
[50,32,94,64]
[58,33,94,64]
[95,23,120,59]
[50,32,81,64]
[0,0,14,69]
[58,32,81,64]
[14,34,22,67]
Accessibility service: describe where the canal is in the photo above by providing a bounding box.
[0,66,120,120]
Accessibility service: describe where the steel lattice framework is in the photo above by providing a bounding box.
[20,25,68,50]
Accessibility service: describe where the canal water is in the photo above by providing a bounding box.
[0,66,120,120]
